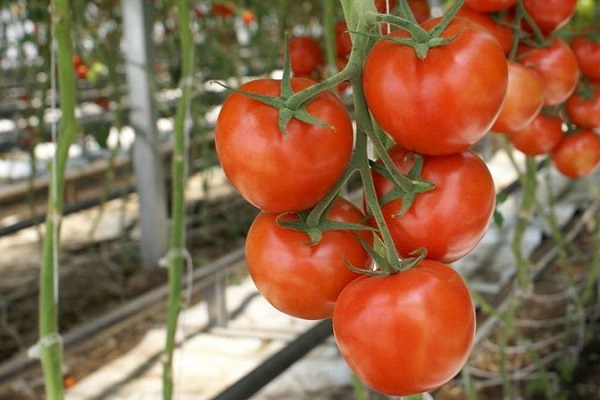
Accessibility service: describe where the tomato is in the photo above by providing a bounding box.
[565,88,600,128]
[464,0,517,12]
[507,113,564,156]
[518,38,580,106]
[374,0,397,12]
[333,259,475,396]
[335,20,352,59]
[241,10,255,25]
[570,32,600,81]
[215,78,353,213]
[551,130,600,179]
[363,17,508,155]
[491,61,545,133]
[289,36,323,77]
[212,2,235,17]
[245,197,372,320]
[522,0,577,34]
[455,6,514,55]
[407,0,431,23]
[75,64,88,80]
[371,146,496,263]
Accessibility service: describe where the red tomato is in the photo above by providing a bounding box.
[570,33,600,81]
[507,113,564,156]
[407,0,431,23]
[215,78,353,213]
[551,130,600,178]
[491,61,545,133]
[455,6,514,55]
[245,197,372,320]
[464,0,517,12]
[76,64,88,80]
[333,259,475,396]
[212,2,235,17]
[371,146,496,263]
[363,17,508,155]
[518,38,580,106]
[335,21,352,59]
[374,0,397,12]
[565,88,600,128]
[522,0,577,34]
[288,36,323,77]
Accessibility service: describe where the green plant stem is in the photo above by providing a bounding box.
[39,1,80,399]
[322,0,337,78]
[163,0,194,398]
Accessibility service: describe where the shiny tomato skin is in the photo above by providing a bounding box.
[464,0,517,12]
[372,147,496,263]
[215,78,353,213]
[551,130,600,179]
[289,36,323,77]
[363,17,508,155]
[565,88,600,128]
[522,0,577,34]
[245,197,372,320]
[455,6,514,55]
[333,259,475,396]
[518,38,580,106]
[507,113,564,156]
[570,33,600,81]
[491,61,545,133]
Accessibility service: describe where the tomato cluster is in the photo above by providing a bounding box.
[215,0,599,397]
[464,0,600,179]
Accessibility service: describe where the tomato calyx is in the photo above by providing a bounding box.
[374,0,464,59]
[346,245,428,277]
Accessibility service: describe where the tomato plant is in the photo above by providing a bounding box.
[363,16,508,155]
[333,259,475,396]
[289,36,324,77]
[518,38,580,106]
[522,0,577,34]
[570,32,600,81]
[565,87,600,128]
[245,197,372,320]
[215,78,353,213]
[371,146,496,263]
[506,113,564,156]
[464,0,517,12]
[551,130,600,178]
[491,61,545,133]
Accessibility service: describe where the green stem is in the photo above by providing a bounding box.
[39,1,80,399]
[322,0,337,78]
[163,0,194,398]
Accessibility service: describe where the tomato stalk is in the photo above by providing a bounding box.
[38,0,81,398]
[163,0,194,398]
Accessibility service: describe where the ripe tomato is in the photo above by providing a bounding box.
[245,197,372,320]
[518,38,580,106]
[464,0,517,12]
[76,64,88,80]
[374,0,397,12]
[491,61,545,133]
[455,6,514,55]
[371,146,496,263]
[570,32,600,81]
[363,17,508,155]
[407,0,431,23]
[288,36,323,77]
[522,0,577,34]
[565,88,600,128]
[507,113,564,156]
[551,130,600,179]
[335,20,352,59]
[333,259,475,396]
[215,78,353,213]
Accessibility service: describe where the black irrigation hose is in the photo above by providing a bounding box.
[210,319,334,400]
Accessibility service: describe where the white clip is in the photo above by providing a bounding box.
[28,333,63,359]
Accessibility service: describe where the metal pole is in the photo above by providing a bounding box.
[121,0,168,267]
